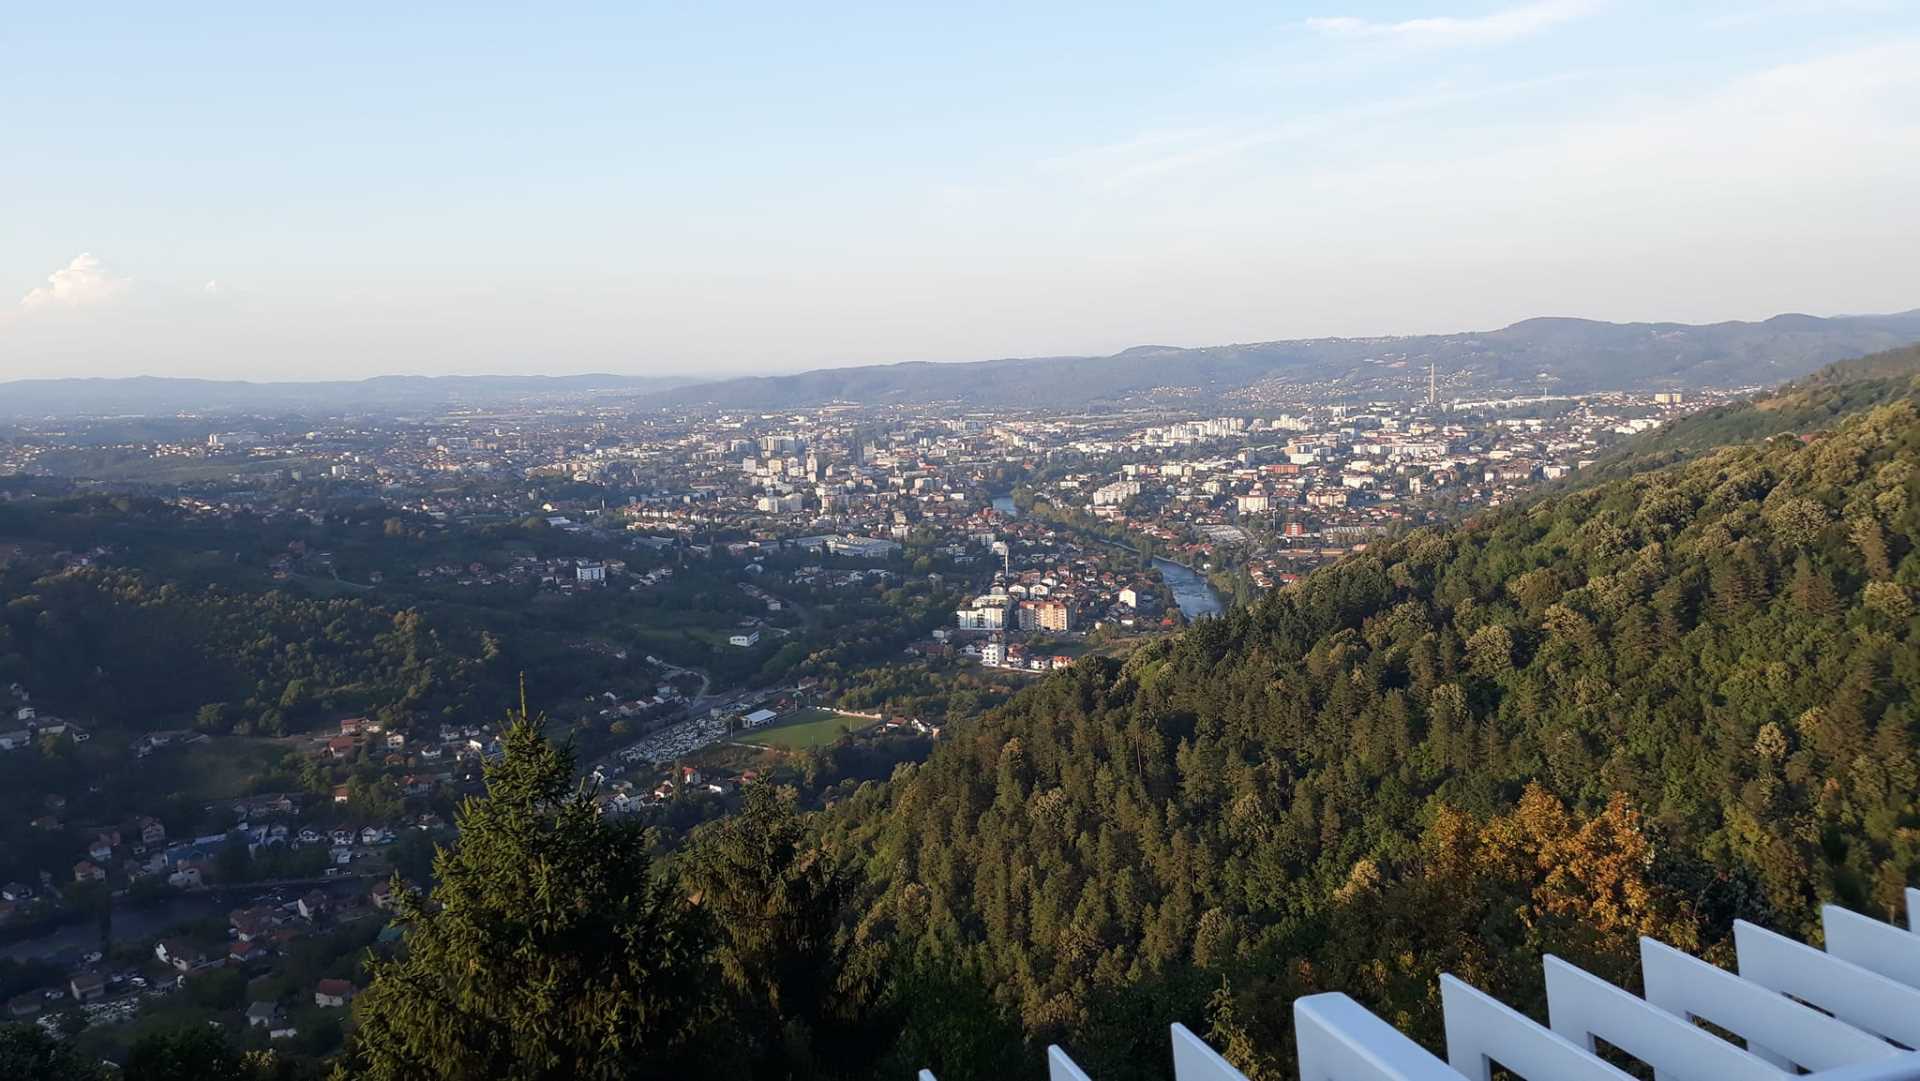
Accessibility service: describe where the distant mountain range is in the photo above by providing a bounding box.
[0,373,700,418]
[5,310,1919,417]
[655,310,1920,409]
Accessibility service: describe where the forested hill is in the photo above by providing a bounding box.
[656,310,1920,409]
[1586,342,1920,480]
[824,395,1920,1078]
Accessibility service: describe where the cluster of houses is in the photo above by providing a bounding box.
[7,878,386,1040]
[785,564,896,592]
[588,682,692,727]
[968,639,1075,673]
[629,764,741,806]
[946,517,1178,630]
[317,715,501,771]
[411,554,631,592]
[41,795,403,897]
[8,710,474,928]
[0,684,90,753]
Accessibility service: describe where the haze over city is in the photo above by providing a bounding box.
[5,0,1918,382]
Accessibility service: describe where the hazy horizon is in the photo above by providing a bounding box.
[6,2,1919,382]
[3,303,1919,387]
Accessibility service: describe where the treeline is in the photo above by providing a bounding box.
[0,566,502,735]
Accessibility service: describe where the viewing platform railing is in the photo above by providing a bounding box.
[923,889,1920,1081]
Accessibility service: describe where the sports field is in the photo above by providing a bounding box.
[735,707,873,750]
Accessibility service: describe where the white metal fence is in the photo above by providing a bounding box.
[923,890,1920,1081]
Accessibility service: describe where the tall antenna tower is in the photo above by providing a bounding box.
[1427,362,1437,407]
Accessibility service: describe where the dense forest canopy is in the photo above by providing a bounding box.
[0,566,498,735]
[818,393,1920,1076]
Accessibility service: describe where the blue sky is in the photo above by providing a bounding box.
[3,1,1917,380]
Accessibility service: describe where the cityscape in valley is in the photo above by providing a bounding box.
[0,328,1904,1074]
[8,2,1920,1079]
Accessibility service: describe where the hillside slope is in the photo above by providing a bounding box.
[659,310,1920,409]
[1588,342,1920,480]
[828,395,1920,1077]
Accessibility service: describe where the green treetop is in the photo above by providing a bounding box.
[335,707,717,1081]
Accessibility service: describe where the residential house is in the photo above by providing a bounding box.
[297,891,330,921]
[230,906,277,942]
[155,939,207,972]
[68,971,106,1003]
[246,1001,279,1028]
[314,979,356,1008]
[72,860,105,883]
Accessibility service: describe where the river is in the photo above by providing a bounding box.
[993,493,1224,620]
[1153,557,1225,621]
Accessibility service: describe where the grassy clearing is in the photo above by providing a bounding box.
[148,738,288,800]
[735,707,872,750]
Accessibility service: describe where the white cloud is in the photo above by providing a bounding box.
[19,253,130,311]
[203,279,223,295]
[1305,0,1599,49]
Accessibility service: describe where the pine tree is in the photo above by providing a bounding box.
[683,783,894,1081]
[335,707,716,1081]
[1204,979,1281,1081]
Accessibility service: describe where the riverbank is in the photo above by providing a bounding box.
[1000,487,1227,620]
[1151,557,1225,621]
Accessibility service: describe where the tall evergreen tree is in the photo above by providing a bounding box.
[683,783,893,1081]
[335,707,716,1081]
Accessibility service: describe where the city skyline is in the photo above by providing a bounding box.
[5,1,1918,381]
